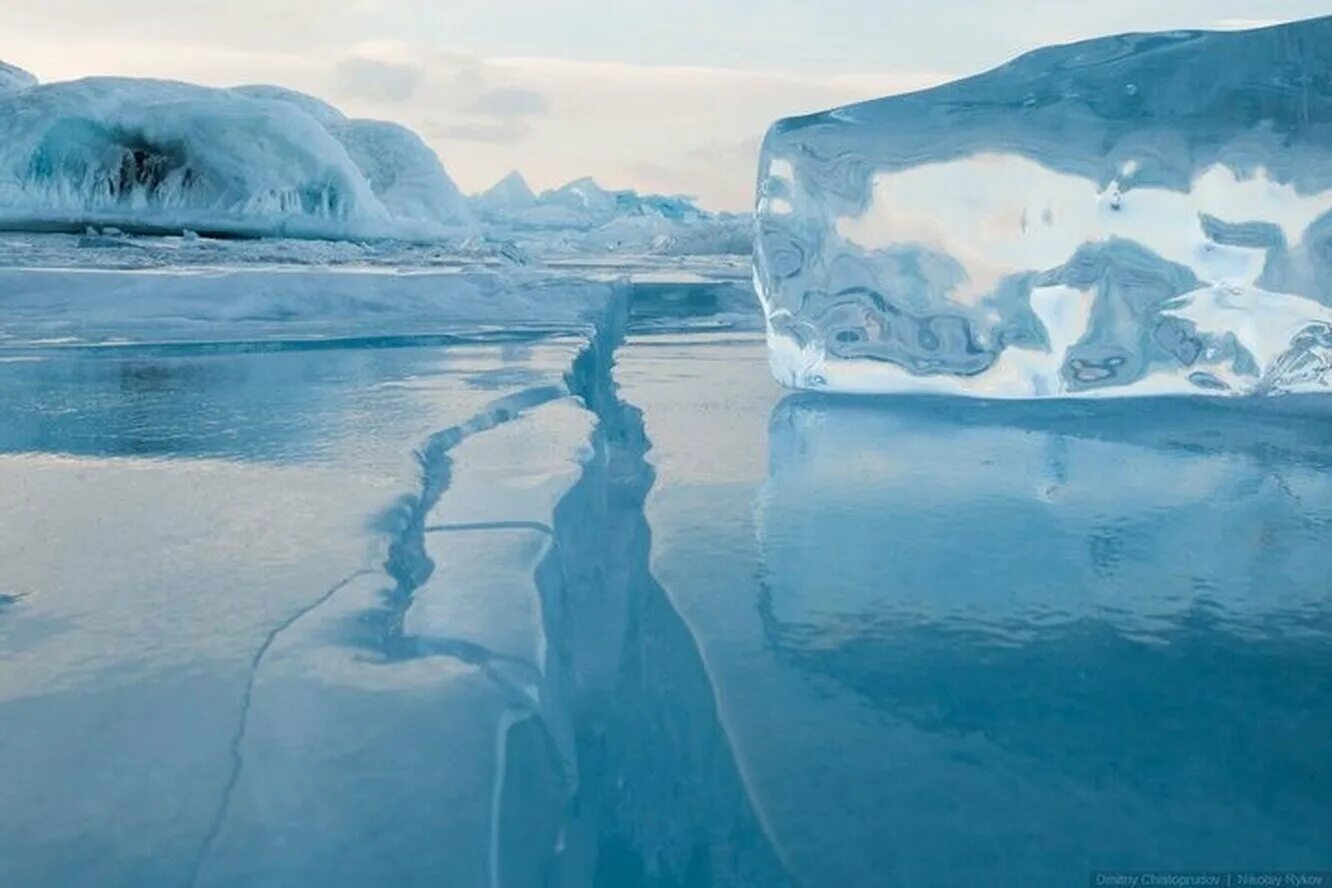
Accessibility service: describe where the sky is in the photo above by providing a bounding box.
[1,1,1328,209]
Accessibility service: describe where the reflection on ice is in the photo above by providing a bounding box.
[765,392,1332,640]
[747,392,1332,881]
[0,339,586,463]
[4,293,1329,886]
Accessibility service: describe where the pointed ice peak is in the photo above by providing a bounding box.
[477,170,537,209]
[495,170,533,194]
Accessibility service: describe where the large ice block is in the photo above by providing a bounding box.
[754,18,1332,397]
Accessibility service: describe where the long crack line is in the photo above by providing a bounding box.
[187,568,374,887]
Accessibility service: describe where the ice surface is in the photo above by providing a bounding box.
[755,17,1332,397]
[3,268,1331,885]
[0,279,781,885]
[0,267,620,347]
[0,69,471,239]
[0,228,757,274]
[408,396,594,670]
[615,333,1332,884]
[0,339,563,885]
[0,234,758,354]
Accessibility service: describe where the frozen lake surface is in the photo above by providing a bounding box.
[1,247,1330,886]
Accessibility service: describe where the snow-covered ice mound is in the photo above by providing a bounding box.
[0,62,37,96]
[0,59,747,254]
[755,17,1332,397]
[0,64,471,240]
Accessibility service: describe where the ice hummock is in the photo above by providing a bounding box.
[471,173,753,256]
[477,175,710,230]
[471,170,538,219]
[0,65,472,239]
[754,17,1332,397]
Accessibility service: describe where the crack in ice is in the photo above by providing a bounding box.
[188,568,374,888]
[424,520,553,536]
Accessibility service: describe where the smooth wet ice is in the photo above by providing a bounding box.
[1,274,1330,886]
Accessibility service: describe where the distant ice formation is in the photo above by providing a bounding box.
[472,170,538,218]
[755,17,1332,397]
[471,171,753,255]
[0,60,751,254]
[0,64,472,239]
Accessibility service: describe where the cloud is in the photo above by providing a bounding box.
[425,120,536,144]
[465,87,550,119]
[424,57,945,206]
[5,0,1332,209]
[333,56,422,102]
[628,136,764,207]
[331,49,553,147]
[432,81,551,143]
[0,26,945,208]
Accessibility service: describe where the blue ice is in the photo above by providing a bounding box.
[755,17,1332,397]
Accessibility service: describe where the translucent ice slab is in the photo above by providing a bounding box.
[754,18,1332,397]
